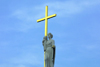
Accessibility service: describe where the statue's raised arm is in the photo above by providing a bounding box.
[42,36,48,51]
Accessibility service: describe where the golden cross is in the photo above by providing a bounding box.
[37,6,56,36]
[37,6,56,67]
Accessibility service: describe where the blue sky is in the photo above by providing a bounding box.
[0,0,100,67]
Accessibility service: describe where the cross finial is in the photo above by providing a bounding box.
[37,6,56,36]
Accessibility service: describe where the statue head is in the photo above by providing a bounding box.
[47,33,53,39]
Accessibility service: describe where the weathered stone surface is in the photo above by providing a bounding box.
[42,33,56,67]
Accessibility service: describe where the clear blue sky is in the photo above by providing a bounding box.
[0,0,100,67]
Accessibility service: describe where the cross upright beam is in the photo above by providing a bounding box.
[37,6,56,36]
[37,6,56,67]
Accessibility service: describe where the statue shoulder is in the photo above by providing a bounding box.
[51,39,55,47]
[51,39,55,43]
[49,39,54,41]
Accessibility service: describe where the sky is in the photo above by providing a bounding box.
[0,0,100,67]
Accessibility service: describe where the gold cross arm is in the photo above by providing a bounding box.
[37,6,56,36]
[37,14,56,22]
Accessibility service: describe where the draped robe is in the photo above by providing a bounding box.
[45,39,55,67]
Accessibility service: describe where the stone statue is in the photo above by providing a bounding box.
[42,33,56,67]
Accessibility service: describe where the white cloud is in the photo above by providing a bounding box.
[8,45,43,65]
[35,0,100,17]
[10,53,42,65]
[81,44,99,51]
[10,0,100,32]
[0,41,10,46]
[0,44,44,67]
[17,65,26,67]
[0,64,26,67]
